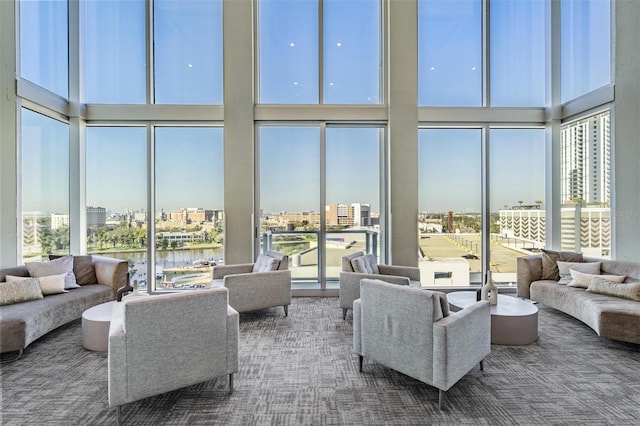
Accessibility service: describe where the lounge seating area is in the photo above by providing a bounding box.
[517,250,640,344]
[0,255,128,361]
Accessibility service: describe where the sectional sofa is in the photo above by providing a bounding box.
[0,255,128,360]
[517,252,640,344]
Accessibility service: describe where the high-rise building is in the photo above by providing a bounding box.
[86,206,107,228]
[561,112,611,204]
[51,214,70,230]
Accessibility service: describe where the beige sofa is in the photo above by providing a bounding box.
[517,254,640,344]
[0,255,128,359]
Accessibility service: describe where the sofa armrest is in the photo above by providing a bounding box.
[432,301,491,391]
[213,263,254,279]
[517,255,543,299]
[92,255,128,293]
[108,301,127,408]
[341,271,411,287]
[377,264,421,281]
[226,305,239,373]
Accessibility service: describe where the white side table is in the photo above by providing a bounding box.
[82,301,117,351]
[447,291,538,345]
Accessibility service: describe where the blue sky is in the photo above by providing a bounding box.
[19,0,611,217]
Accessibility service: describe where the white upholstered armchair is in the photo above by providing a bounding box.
[353,279,491,409]
[211,251,292,316]
[108,288,239,424]
[340,251,421,319]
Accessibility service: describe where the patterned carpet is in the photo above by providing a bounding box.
[1,297,639,425]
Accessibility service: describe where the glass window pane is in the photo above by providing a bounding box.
[154,128,224,290]
[326,127,382,281]
[84,0,146,104]
[418,0,482,106]
[86,127,147,287]
[561,0,611,102]
[490,129,546,285]
[490,0,546,107]
[21,109,69,263]
[561,111,611,258]
[418,129,482,286]
[259,127,320,282]
[19,0,68,98]
[154,0,223,104]
[258,0,319,104]
[323,0,381,104]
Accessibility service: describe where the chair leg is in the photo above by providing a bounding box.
[0,349,23,364]
[358,355,363,373]
[480,359,484,371]
[342,308,348,320]
[283,305,288,317]
[438,389,445,410]
[229,373,234,394]
[116,405,122,426]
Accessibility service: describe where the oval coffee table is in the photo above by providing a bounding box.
[447,291,538,345]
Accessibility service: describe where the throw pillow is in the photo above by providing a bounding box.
[364,254,379,274]
[252,255,280,273]
[567,269,626,289]
[0,278,44,305]
[586,276,640,302]
[73,255,98,285]
[541,249,583,281]
[26,255,78,289]
[49,254,97,285]
[557,261,601,284]
[7,273,68,295]
[351,256,370,274]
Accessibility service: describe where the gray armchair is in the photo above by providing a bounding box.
[108,288,239,424]
[211,251,292,316]
[353,279,490,409]
[340,251,421,319]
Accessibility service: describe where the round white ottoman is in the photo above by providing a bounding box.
[82,301,117,351]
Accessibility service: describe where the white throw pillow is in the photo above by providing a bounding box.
[6,273,68,295]
[557,261,601,283]
[364,254,379,274]
[567,269,626,289]
[252,255,280,273]
[25,255,79,289]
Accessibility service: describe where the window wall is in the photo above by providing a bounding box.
[7,0,628,291]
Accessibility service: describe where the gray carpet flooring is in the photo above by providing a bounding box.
[1,297,639,425]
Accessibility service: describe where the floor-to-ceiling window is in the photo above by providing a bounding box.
[20,109,70,263]
[85,127,147,285]
[418,129,482,285]
[490,129,546,283]
[153,127,224,291]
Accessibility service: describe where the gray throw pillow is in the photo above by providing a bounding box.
[541,249,583,281]
[26,255,79,289]
[0,278,44,305]
[586,276,640,301]
[557,261,601,283]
